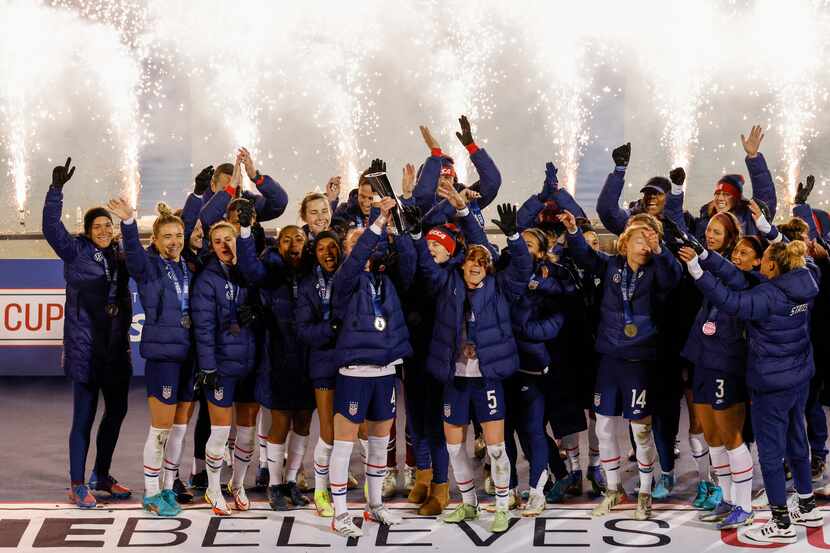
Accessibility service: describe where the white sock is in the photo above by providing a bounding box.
[267,442,286,486]
[710,445,732,503]
[257,409,270,470]
[359,437,369,473]
[206,425,231,494]
[534,469,549,495]
[447,442,477,506]
[232,425,255,488]
[689,433,711,482]
[728,444,753,512]
[561,433,580,473]
[192,457,205,475]
[143,426,170,496]
[162,424,188,490]
[331,440,354,517]
[595,415,621,490]
[488,442,510,510]
[630,422,656,494]
[286,431,308,483]
[587,417,600,467]
[367,436,388,507]
[314,438,333,491]
[227,426,236,459]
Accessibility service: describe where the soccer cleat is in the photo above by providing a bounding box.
[490,509,510,533]
[652,473,674,500]
[403,465,416,492]
[69,484,97,509]
[522,489,546,517]
[255,467,269,489]
[364,504,403,526]
[592,488,624,517]
[701,484,723,510]
[717,505,754,529]
[751,488,769,509]
[744,518,796,544]
[172,478,193,504]
[486,488,520,512]
[586,465,606,497]
[633,493,652,521]
[347,470,359,490]
[190,470,208,490]
[268,485,290,511]
[285,481,310,507]
[691,480,710,508]
[159,489,183,515]
[442,502,480,523]
[205,488,232,516]
[790,496,824,527]
[812,457,826,482]
[699,500,733,522]
[227,481,250,511]
[143,493,180,517]
[332,513,363,537]
[314,488,334,517]
[566,470,583,496]
[545,477,571,504]
[89,472,132,499]
[382,469,398,500]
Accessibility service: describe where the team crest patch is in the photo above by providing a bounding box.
[444,404,451,418]
[225,283,233,301]
[612,272,621,283]
[593,392,601,407]
[162,385,172,400]
[94,251,104,262]
[214,387,224,402]
[348,401,359,416]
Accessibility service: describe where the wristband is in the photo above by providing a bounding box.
[240,226,252,239]
[465,143,479,155]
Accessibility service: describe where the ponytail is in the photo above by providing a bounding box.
[767,240,807,274]
[152,202,184,237]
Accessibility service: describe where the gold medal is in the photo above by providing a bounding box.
[624,323,638,338]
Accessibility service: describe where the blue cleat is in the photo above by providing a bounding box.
[68,484,97,509]
[586,465,606,497]
[717,505,754,529]
[652,473,674,500]
[691,480,709,508]
[159,489,183,515]
[701,484,723,511]
[89,472,132,499]
[545,476,571,504]
[700,500,733,522]
[143,493,181,517]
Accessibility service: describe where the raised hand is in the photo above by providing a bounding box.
[52,157,76,190]
[106,197,135,221]
[438,181,467,210]
[419,125,441,151]
[237,199,254,228]
[677,246,698,264]
[455,115,474,147]
[557,210,577,233]
[230,156,242,190]
[326,175,341,203]
[612,143,631,168]
[541,161,559,200]
[491,203,518,236]
[795,175,815,205]
[741,125,764,158]
[669,167,686,187]
[194,165,214,195]
[378,196,396,223]
[238,147,257,180]
[401,164,415,199]
[401,205,422,236]
[642,227,662,254]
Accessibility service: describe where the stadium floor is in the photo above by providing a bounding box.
[2,376,829,552]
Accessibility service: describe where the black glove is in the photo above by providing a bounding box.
[51,157,75,190]
[330,318,342,334]
[541,162,559,201]
[194,369,219,392]
[669,167,686,187]
[401,205,422,236]
[237,303,261,327]
[455,115,474,147]
[662,217,704,255]
[795,175,815,205]
[612,143,631,168]
[236,199,254,228]
[194,165,214,195]
[491,203,518,236]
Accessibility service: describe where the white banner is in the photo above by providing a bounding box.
[3,503,830,552]
[0,288,65,346]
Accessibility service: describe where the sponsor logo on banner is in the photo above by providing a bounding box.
[0,289,65,346]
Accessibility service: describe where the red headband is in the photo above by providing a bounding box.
[440,165,456,178]
[715,181,742,200]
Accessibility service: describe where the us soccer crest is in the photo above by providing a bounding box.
[444,404,451,418]
[214,387,224,402]
[612,272,621,284]
[594,393,601,407]
[225,283,233,301]
[162,385,172,400]
[94,251,104,262]
[348,401,359,416]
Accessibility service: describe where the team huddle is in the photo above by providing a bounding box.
[43,117,830,545]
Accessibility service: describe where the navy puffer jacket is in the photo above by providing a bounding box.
[296,268,338,382]
[695,264,819,393]
[191,256,258,377]
[236,235,309,401]
[121,221,193,362]
[566,228,683,361]
[42,187,132,383]
[331,227,414,368]
[417,232,533,383]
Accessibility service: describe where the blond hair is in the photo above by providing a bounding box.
[208,220,238,241]
[152,202,184,237]
[617,224,651,256]
[767,240,807,273]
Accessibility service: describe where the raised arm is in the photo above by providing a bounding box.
[456,115,501,208]
[742,125,777,219]
[392,232,417,294]
[412,125,444,213]
[698,249,752,291]
[560,210,610,276]
[331,205,386,297]
[793,176,819,240]
[596,143,632,236]
[42,158,80,263]
[118,217,152,283]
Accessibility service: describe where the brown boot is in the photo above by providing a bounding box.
[407,469,433,504]
[418,482,449,516]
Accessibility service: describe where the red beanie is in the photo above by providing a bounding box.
[426,227,457,256]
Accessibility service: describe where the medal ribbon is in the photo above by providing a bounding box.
[221,264,240,324]
[315,265,332,321]
[163,259,190,317]
[468,200,486,228]
[621,266,638,328]
[97,249,119,307]
[368,276,385,323]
